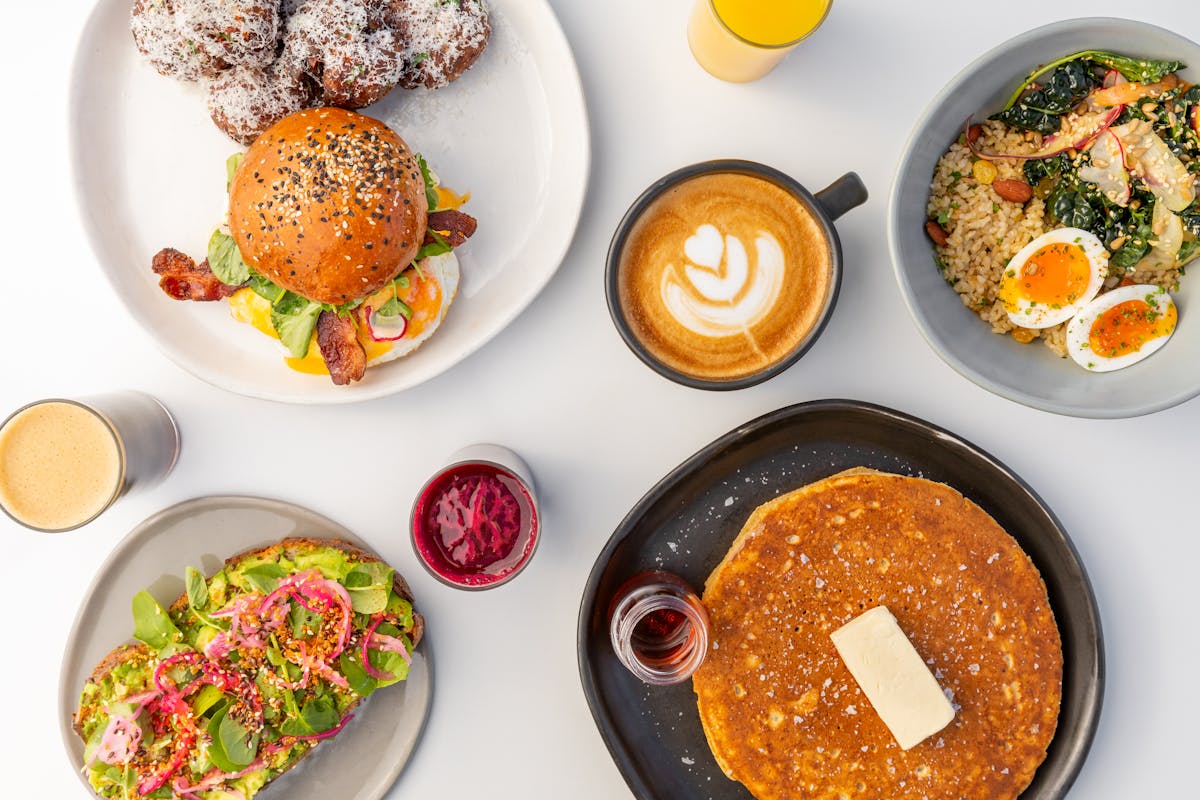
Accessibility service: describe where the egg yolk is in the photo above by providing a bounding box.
[227,288,394,375]
[1089,298,1177,358]
[398,267,444,339]
[435,186,470,210]
[1001,243,1092,309]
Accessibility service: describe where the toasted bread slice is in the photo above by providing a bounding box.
[73,643,154,739]
[75,537,422,752]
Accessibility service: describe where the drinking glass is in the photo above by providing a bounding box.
[688,0,832,83]
[0,392,179,532]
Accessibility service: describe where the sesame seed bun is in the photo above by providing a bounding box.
[228,107,428,306]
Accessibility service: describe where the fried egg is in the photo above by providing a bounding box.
[228,252,460,376]
[1066,284,1177,372]
[998,228,1108,328]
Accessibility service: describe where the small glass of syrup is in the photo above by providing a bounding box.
[609,571,710,685]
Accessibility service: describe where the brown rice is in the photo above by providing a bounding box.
[926,121,1179,356]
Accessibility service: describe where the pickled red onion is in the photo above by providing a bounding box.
[136,693,198,795]
[95,713,143,765]
[360,616,411,681]
[371,632,413,666]
[259,571,352,657]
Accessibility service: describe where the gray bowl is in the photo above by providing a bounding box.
[888,18,1200,418]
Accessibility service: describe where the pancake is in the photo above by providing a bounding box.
[693,469,1063,800]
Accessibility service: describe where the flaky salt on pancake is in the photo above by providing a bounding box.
[693,469,1063,800]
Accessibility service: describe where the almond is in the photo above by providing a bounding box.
[925,220,949,247]
[967,124,983,144]
[992,179,1033,203]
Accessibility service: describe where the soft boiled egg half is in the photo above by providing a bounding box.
[998,228,1108,328]
[1066,284,1177,372]
[228,252,461,376]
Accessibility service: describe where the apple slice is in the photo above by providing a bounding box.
[1138,199,1184,271]
[1111,119,1196,212]
[1078,130,1131,206]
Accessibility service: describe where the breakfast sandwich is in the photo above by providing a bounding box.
[150,107,476,384]
[693,469,1063,800]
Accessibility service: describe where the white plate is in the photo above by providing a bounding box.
[58,496,432,800]
[70,0,589,403]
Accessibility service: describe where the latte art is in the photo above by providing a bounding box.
[662,224,785,338]
[616,171,832,382]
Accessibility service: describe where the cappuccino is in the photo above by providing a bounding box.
[616,171,832,382]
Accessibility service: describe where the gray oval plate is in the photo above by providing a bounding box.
[578,400,1102,800]
[58,496,432,800]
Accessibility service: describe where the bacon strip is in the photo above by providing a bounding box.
[424,210,477,248]
[152,248,241,301]
[316,311,366,385]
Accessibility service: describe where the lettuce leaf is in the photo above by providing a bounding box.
[207,230,252,286]
[132,590,181,651]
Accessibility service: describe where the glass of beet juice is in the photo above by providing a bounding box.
[410,445,539,590]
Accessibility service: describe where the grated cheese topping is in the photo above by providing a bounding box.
[132,0,490,142]
[395,0,490,89]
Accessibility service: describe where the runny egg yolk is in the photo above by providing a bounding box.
[1088,298,1178,358]
[398,268,444,339]
[227,288,393,375]
[1002,243,1092,308]
[436,186,470,210]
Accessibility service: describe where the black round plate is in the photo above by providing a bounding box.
[577,399,1102,800]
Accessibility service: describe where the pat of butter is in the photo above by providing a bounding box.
[830,606,955,750]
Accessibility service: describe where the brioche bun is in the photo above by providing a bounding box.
[228,107,428,305]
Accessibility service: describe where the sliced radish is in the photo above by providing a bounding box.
[1078,130,1131,206]
[1111,119,1196,211]
[967,105,1122,160]
[1101,69,1126,89]
[364,306,409,341]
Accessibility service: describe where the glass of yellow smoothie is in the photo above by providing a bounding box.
[688,0,832,83]
[0,393,179,532]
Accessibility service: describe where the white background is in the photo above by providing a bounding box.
[3,0,1197,797]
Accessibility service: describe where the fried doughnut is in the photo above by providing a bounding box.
[282,0,406,109]
[392,0,490,90]
[208,61,318,144]
[172,0,281,69]
[130,0,224,81]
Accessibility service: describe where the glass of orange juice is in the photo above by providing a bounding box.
[688,0,832,83]
[0,392,179,532]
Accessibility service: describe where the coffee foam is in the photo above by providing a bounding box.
[617,172,831,381]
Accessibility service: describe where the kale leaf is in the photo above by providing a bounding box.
[1046,178,1101,233]
[1023,153,1069,185]
[992,60,1097,135]
[1181,209,1200,238]
[1109,218,1154,271]
[1088,52,1183,83]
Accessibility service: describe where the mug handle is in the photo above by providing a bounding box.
[814,172,869,221]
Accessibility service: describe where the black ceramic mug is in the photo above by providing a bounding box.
[606,160,867,390]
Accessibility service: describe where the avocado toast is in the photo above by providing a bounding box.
[74,538,424,800]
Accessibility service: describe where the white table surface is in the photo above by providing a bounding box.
[3,0,1197,797]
